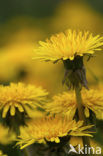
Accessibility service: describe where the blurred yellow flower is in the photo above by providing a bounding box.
[0,82,48,118]
[17,116,93,149]
[0,41,62,95]
[82,89,103,119]
[51,1,103,33]
[34,29,103,61]
[0,124,15,145]
[0,19,45,83]
[45,92,76,118]
[0,150,7,156]
[45,89,103,119]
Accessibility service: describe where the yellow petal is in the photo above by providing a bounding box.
[10,105,15,116]
[84,107,90,118]
[17,104,24,112]
[55,137,60,143]
[50,138,55,142]
[2,105,10,118]
[23,105,31,115]
[69,56,74,60]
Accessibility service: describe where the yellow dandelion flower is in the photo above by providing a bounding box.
[0,124,15,145]
[0,150,7,156]
[82,89,103,119]
[45,89,103,119]
[45,92,76,118]
[0,82,48,118]
[17,116,93,149]
[34,29,103,62]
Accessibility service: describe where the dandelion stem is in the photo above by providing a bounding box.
[75,86,91,155]
[75,87,86,121]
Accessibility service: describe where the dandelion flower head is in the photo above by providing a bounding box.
[45,92,76,118]
[0,82,48,118]
[45,89,103,119]
[34,29,103,62]
[17,116,93,149]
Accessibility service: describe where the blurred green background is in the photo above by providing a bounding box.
[0,0,103,155]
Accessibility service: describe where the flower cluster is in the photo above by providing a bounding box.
[0,82,48,118]
[0,29,103,156]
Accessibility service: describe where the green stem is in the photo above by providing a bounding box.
[75,87,91,155]
[75,87,86,121]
